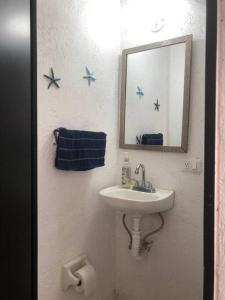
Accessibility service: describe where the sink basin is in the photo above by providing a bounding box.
[99,185,174,214]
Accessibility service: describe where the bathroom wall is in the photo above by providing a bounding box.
[38,1,206,300]
[37,1,120,300]
[116,1,206,300]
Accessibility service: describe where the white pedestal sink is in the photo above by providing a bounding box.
[99,185,175,259]
[99,185,174,215]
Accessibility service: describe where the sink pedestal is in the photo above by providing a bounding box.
[131,215,142,258]
[123,213,164,259]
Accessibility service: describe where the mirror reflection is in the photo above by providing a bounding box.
[120,36,192,152]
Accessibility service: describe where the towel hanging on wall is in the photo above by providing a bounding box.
[54,128,106,171]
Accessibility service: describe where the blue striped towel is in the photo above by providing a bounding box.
[54,128,106,171]
[141,133,163,145]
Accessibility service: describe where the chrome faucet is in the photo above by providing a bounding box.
[132,163,155,193]
[135,164,146,187]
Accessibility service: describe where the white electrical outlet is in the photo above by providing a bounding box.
[184,160,191,170]
[183,158,202,173]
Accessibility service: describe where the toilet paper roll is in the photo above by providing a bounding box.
[74,265,97,299]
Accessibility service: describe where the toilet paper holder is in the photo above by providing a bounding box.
[62,254,90,290]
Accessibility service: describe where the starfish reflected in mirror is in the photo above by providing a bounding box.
[83,67,96,86]
[136,86,144,99]
[154,99,160,111]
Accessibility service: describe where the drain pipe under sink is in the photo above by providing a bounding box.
[131,215,142,258]
[122,213,165,259]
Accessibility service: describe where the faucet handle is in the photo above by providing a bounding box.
[131,178,139,187]
[145,181,149,186]
[145,181,151,188]
[146,181,156,193]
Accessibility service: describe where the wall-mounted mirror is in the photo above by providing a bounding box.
[120,35,192,152]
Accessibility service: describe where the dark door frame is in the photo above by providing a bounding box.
[204,0,217,299]
[0,0,36,299]
[30,0,217,299]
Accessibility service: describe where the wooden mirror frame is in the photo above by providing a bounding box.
[119,35,192,152]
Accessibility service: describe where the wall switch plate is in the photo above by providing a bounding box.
[183,158,202,173]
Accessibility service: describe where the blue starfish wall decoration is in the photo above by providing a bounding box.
[154,99,160,111]
[44,68,61,89]
[136,86,144,99]
[83,67,96,86]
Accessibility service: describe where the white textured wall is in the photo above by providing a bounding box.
[38,1,206,300]
[116,1,206,300]
[37,1,120,300]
